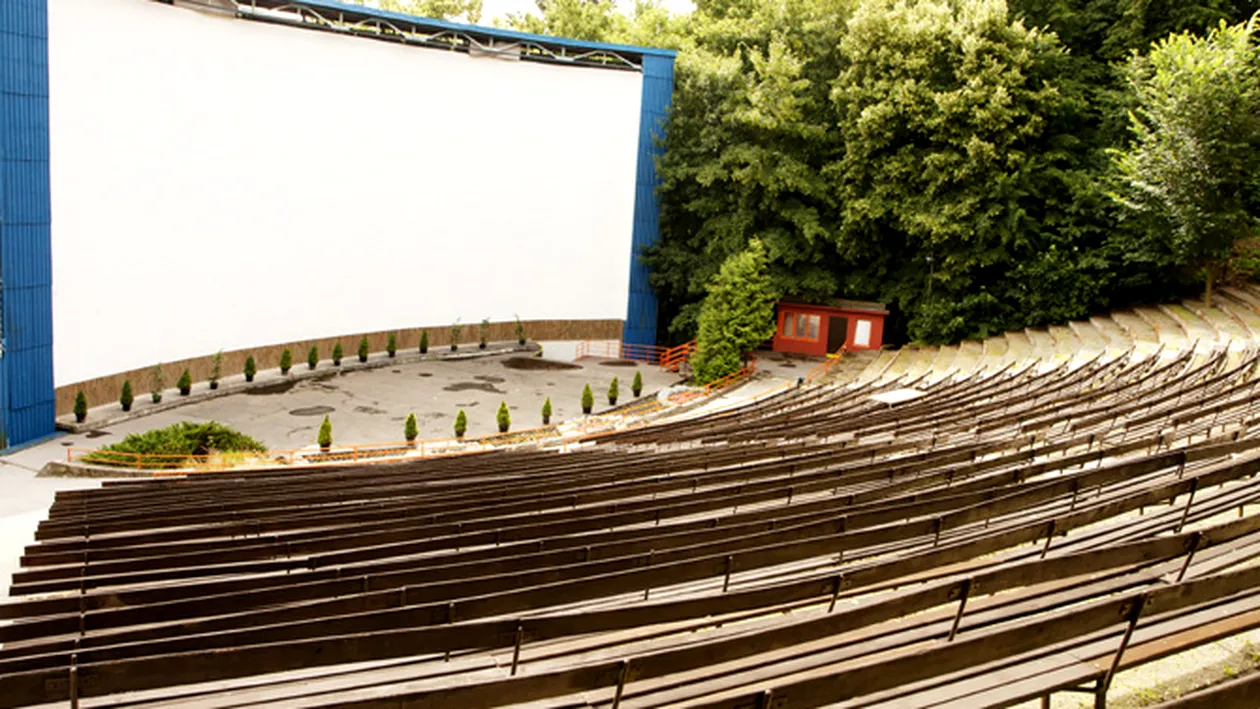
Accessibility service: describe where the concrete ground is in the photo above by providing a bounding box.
[0,349,684,595]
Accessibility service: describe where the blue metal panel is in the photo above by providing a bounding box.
[0,0,53,449]
[622,54,675,347]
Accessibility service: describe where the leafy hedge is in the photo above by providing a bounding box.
[84,422,266,469]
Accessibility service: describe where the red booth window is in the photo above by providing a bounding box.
[781,312,820,341]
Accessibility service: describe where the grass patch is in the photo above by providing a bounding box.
[83,421,266,469]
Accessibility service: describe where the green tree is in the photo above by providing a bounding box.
[496,401,511,432]
[632,370,643,397]
[1110,17,1260,306]
[210,350,222,389]
[607,377,619,405]
[691,239,778,384]
[454,409,468,437]
[387,333,397,358]
[318,416,333,449]
[420,330,430,354]
[358,336,370,363]
[151,364,165,403]
[120,380,134,412]
[244,355,257,382]
[581,383,594,414]
[404,412,418,442]
[74,391,88,422]
[280,349,293,375]
[351,0,482,24]
[177,369,192,395]
[309,345,320,370]
[542,396,553,423]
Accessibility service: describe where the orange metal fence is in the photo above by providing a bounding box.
[660,340,697,372]
[805,347,846,384]
[574,341,668,364]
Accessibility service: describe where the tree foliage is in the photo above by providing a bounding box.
[1110,17,1260,304]
[353,0,482,24]
[691,239,778,384]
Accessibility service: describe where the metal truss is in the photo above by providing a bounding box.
[215,0,644,71]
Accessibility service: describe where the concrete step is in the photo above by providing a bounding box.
[1133,306,1191,348]
[980,335,1008,371]
[1024,328,1057,358]
[882,347,917,379]
[1089,316,1133,355]
[904,346,940,379]
[1047,324,1084,362]
[1185,300,1249,341]
[928,345,959,380]
[1067,319,1107,353]
[1110,310,1159,345]
[1214,291,1260,339]
[953,340,983,375]
[857,348,899,384]
[1160,302,1219,342]
[1003,331,1033,365]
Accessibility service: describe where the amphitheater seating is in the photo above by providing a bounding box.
[3,340,1260,707]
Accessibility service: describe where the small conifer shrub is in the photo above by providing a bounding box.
[151,364,165,403]
[308,346,319,370]
[280,349,293,375]
[74,391,88,423]
[514,314,526,345]
[387,333,397,358]
[120,381,134,412]
[608,377,619,406]
[479,318,490,350]
[244,355,257,382]
[541,397,552,425]
[581,384,594,414]
[209,350,223,390]
[404,412,418,443]
[420,330,430,354]
[318,416,332,450]
[497,401,511,433]
[177,369,192,396]
[358,336,369,363]
[332,343,343,366]
[454,409,467,438]
[632,370,643,397]
[450,321,463,351]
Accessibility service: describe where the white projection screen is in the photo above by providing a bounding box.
[48,0,643,386]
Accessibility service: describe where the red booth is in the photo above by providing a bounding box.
[771,300,887,357]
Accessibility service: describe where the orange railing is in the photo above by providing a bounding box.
[805,347,846,384]
[703,355,758,395]
[660,340,697,372]
[574,341,668,365]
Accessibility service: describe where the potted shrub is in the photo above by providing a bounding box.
[387,333,397,359]
[479,318,490,350]
[450,321,463,351]
[420,330,430,354]
[280,348,293,375]
[318,415,332,451]
[177,369,192,396]
[607,377,619,406]
[120,381,134,412]
[151,364,165,404]
[514,314,526,346]
[454,409,467,438]
[74,391,88,423]
[244,355,257,382]
[497,401,510,433]
[541,397,552,425]
[209,350,223,390]
[358,336,369,363]
[404,412,418,447]
[581,384,594,415]
[632,370,643,398]
[307,346,319,370]
[332,343,343,367]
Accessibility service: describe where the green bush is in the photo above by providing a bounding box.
[542,397,552,424]
[514,314,526,345]
[83,421,266,469]
[177,369,192,396]
[280,349,293,375]
[244,355,257,382]
[454,409,467,438]
[310,345,320,369]
[479,318,490,349]
[632,370,643,397]
[120,381,134,412]
[358,336,369,363]
[318,415,332,449]
[210,350,222,390]
[450,321,463,351]
[691,239,778,385]
[420,330,430,354]
[608,377,619,406]
[497,401,511,433]
[387,333,397,358]
[332,343,343,366]
[581,384,594,414]
[74,391,88,423]
[151,364,165,403]
[404,412,418,442]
